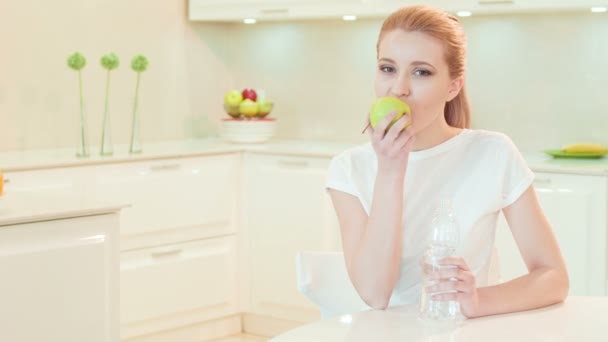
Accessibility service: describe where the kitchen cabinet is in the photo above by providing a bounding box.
[6,154,242,340]
[243,153,341,323]
[0,204,120,342]
[188,0,378,22]
[2,166,85,193]
[494,172,607,295]
[188,0,602,22]
[88,154,240,251]
[120,236,238,339]
[85,155,241,339]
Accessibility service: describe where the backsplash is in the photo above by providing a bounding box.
[0,0,232,152]
[216,12,608,152]
[1,1,606,153]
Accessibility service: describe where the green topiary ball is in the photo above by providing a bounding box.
[67,52,86,71]
[131,55,149,72]
[100,52,120,70]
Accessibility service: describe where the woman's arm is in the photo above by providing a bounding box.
[474,185,569,317]
[329,171,404,309]
[328,112,414,309]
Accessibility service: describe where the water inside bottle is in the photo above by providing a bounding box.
[420,244,461,320]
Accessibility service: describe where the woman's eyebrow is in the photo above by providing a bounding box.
[378,58,437,71]
[411,61,436,70]
[378,57,396,64]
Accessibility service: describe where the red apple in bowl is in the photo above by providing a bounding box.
[242,88,257,102]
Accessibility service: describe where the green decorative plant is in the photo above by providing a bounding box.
[99,52,120,155]
[129,54,149,154]
[67,52,89,157]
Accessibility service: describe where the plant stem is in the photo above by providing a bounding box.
[78,70,88,156]
[101,70,111,154]
[130,72,141,152]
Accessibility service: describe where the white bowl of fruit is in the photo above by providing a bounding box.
[220,88,277,144]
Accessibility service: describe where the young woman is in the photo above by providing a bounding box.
[325,5,568,318]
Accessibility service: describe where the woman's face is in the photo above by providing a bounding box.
[375,29,462,134]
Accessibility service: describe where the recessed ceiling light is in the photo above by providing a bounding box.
[457,11,473,17]
[591,7,607,13]
[343,15,357,21]
[243,18,257,24]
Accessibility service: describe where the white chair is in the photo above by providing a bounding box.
[295,251,370,319]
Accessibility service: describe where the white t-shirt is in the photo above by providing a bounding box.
[325,128,535,306]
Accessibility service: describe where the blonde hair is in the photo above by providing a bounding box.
[376,5,470,128]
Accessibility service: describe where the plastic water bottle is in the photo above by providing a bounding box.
[419,199,462,321]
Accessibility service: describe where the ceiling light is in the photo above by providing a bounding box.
[457,11,473,17]
[591,7,607,13]
[243,18,257,24]
[343,15,357,21]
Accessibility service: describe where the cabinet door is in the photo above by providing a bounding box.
[3,166,86,194]
[120,235,238,339]
[89,154,240,250]
[495,172,607,295]
[189,0,375,21]
[0,214,119,342]
[244,154,341,322]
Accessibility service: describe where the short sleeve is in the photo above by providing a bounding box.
[325,152,359,198]
[500,136,535,208]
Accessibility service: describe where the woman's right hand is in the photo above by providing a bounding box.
[367,110,415,176]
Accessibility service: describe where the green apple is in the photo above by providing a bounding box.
[239,99,258,117]
[224,103,241,118]
[369,96,411,129]
[224,89,243,105]
[257,99,273,118]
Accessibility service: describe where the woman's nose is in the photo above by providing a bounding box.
[390,74,411,97]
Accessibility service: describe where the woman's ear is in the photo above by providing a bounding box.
[447,77,464,102]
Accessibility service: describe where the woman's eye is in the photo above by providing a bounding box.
[380,65,395,73]
[414,69,432,76]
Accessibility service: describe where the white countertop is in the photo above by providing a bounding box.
[271,296,607,342]
[0,138,607,176]
[0,191,127,226]
[0,139,353,172]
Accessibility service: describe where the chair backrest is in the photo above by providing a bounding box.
[295,251,370,319]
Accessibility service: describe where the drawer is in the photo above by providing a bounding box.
[120,236,238,327]
[89,154,240,244]
[3,167,85,193]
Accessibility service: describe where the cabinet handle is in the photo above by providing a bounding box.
[261,8,289,15]
[278,159,309,168]
[149,164,181,172]
[534,178,552,185]
[3,178,9,184]
[150,248,183,258]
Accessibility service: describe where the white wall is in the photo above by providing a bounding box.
[217,12,608,151]
[1,2,606,153]
[0,0,233,152]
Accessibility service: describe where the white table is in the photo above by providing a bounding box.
[271,296,607,341]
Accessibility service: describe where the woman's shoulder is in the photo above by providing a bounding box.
[465,129,518,151]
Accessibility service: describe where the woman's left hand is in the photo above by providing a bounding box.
[425,256,481,318]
